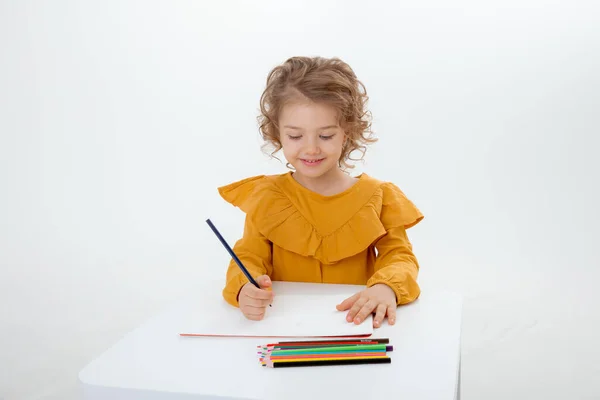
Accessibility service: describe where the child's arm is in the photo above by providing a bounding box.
[222,215,274,307]
[366,225,420,305]
[336,225,420,327]
[337,182,422,327]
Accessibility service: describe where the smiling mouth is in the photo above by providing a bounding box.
[301,158,324,164]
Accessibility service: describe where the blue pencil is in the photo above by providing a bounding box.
[205,219,271,306]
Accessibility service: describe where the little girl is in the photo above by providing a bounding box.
[217,56,423,329]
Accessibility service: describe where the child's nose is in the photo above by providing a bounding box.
[305,138,320,154]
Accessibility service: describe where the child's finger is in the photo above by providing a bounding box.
[243,309,266,320]
[373,304,387,328]
[336,292,360,311]
[387,305,397,325]
[244,296,272,308]
[247,286,274,300]
[346,296,367,322]
[241,303,267,318]
[353,299,377,324]
[255,275,272,288]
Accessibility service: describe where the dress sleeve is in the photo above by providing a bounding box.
[222,214,273,307]
[367,225,420,305]
[366,182,423,305]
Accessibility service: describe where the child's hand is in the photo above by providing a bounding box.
[336,284,397,328]
[238,275,274,321]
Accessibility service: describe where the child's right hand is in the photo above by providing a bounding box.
[238,275,274,320]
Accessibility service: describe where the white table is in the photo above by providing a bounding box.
[78,282,462,400]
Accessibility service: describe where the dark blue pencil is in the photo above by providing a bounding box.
[205,218,271,306]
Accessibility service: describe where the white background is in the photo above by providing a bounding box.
[1,0,599,399]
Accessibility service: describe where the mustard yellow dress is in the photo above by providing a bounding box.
[217,171,424,307]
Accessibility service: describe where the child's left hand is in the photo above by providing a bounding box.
[336,284,397,328]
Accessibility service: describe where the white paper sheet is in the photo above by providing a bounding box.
[178,293,374,338]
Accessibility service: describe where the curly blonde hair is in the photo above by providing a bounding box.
[258,56,376,170]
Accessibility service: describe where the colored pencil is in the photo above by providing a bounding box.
[263,352,388,359]
[258,341,388,350]
[265,344,390,354]
[262,355,389,364]
[261,357,389,365]
[259,347,390,356]
[206,218,271,307]
[260,346,393,357]
[256,338,393,368]
[267,338,389,346]
[260,348,389,357]
[262,352,388,361]
[264,357,391,368]
[260,346,381,353]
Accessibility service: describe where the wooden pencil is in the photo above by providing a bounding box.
[265,344,390,355]
[259,348,393,359]
[264,356,391,368]
[259,346,389,358]
[265,338,389,346]
[259,342,386,350]
[263,352,388,361]
[261,356,389,365]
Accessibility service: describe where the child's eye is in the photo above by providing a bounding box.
[288,135,301,140]
[320,135,334,140]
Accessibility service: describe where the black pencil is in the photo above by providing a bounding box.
[265,357,391,368]
[206,218,259,286]
[206,218,272,306]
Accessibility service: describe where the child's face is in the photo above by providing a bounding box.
[279,100,346,179]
